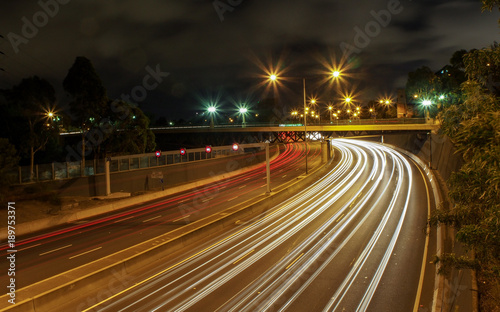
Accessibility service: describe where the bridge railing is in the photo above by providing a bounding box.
[9,145,256,185]
[149,117,429,130]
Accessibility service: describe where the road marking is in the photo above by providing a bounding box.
[39,244,72,256]
[227,196,239,202]
[260,184,266,188]
[286,253,304,270]
[15,243,41,252]
[233,249,255,265]
[142,215,162,223]
[244,177,251,181]
[336,213,345,223]
[238,185,247,189]
[413,161,432,312]
[282,175,287,178]
[82,214,268,312]
[173,214,191,222]
[202,197,213,203]
[113,215,135,223]
[69,247,102,260]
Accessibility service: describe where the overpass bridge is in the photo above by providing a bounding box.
[151,118,439,143]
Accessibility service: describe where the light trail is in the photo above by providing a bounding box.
[87,139,428,312]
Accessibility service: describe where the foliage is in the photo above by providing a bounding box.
[62,57,155,159]
[433,42,500,311]
[405,66,440,101]
[1,77,59,178]
[0,138,19,188]
[63,56,108,129]
[101,100,156,156]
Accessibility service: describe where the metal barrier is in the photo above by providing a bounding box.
[12,145,250,184]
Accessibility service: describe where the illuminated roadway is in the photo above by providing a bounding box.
[79,139,434,312]
[0,143,322,289]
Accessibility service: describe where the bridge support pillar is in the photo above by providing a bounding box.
[321,141,328,164]
[265,143,271,194]
[105,158,111,196]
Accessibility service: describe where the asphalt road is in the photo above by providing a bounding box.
[0,142,323,289]
[80,139,434,312]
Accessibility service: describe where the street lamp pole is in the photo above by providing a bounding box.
[303,77,308,175]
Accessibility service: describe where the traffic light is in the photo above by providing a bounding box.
[155,150,161,157]
[232,143,239,151]
[180,148,186,156]
[205,145,212,153]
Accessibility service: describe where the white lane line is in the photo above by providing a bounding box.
[69,247,102,260]
[15,243,41,252]
[286,253,304,270]
[227,196,239,202]
[39,244,72,256]
[238,185,247,189]
[113,215,135,223]
[142,215,162,223]
[244,177,251,181]
[202,197,213,203]
[173,214,191,222]
[233,249,255,265]
[282,175,287,178]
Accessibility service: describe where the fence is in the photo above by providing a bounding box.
[10,145,249,184]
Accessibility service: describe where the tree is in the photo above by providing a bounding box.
[63,57,108,173]
[3,76,59,180]
[100,99,156,156]
[433,9,500,309]
[0,138,19,189]
[406,66,440,102]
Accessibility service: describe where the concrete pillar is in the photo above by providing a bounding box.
[105,158,111,196]
[266,143,271,194]
[321,141,328,163]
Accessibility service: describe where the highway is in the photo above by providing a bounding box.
[77,139,434,312]
[0,143,322,289]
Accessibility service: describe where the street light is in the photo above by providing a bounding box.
[208,106,216,128]
[267,72,340,174]
[422,99,432,121]
[238,107,248,127]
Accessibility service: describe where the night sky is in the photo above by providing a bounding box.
[0,0,499,121]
